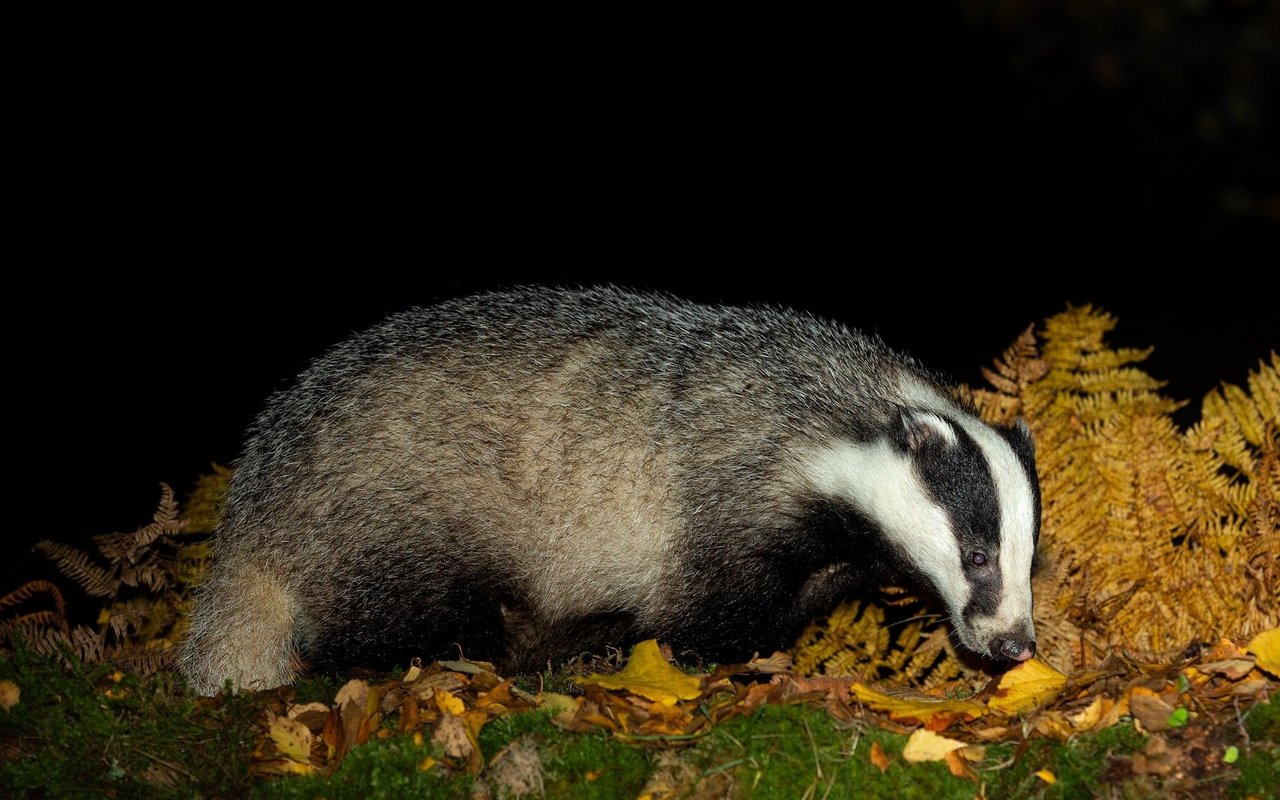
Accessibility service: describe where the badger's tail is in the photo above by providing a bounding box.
[178,564,302,696]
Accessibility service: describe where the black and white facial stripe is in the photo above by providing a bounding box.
[804,384,1040,661]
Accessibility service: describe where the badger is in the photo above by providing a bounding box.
[179,286,1040,695]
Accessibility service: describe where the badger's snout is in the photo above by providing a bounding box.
[993,634,1036,662]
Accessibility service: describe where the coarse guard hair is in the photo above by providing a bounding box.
[180,286,1041,695]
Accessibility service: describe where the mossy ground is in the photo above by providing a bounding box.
[0,648,1273,799]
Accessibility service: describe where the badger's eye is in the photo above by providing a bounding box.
[970,551,987,566]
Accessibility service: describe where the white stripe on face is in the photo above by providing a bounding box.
[896,379,1038,654]
[804,440,972,615]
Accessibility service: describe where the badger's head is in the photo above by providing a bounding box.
[807,405,1041,661]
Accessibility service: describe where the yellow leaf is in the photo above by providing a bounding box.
[268,712,314,763]
[1034,769,1056,784]
[1066,695,1123,732]
[902,729,968,762]
[435,689,466,717]
[419,755,436,771]
[576,640,701,706]
[852,684,986,725]
[987,659,1067,715]
[538,692,580,715]
[0,680,18,712]
[1246,628,1280,677]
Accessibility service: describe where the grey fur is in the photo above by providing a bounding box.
[179,286,1038,694]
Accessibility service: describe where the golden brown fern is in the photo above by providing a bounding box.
[794,308,1278,684]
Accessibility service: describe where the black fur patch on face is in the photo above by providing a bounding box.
[997,420,1041,547]
[904,421,1003,619]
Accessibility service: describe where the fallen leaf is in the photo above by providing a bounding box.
[1129,687,1178,733]
[1205,637,1248,662]
[1223,745,1239,764]
[577,640,702,706]
[538,692,580,715]
[1167,707,1189,728]
[869,741,890,773]
[1067,695,1106,731]
[1034,769,1056,784]
[0,680,18,712]
[744,652,793,674]
[434,689,466,717]
[742,682,777,712]
[972,726,1011,742]
[945,750,977,780]
[1198,659,1256,680]
[438,658,498,676]
[852,684,985,726]
[286,701,330,730]
[901,729,968,762]
[267,711,314,764]
[1230,679,1270,698]
[957,745,986,762]
[1131,736,1176,776]
[1033,712,1074,740]
[1246,628,1280,677]
[987,659,1067,715]
[335,679,370,709]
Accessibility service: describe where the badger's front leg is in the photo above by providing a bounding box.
[178,565,302,695]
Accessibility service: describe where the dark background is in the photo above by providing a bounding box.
[8,4,1277,594]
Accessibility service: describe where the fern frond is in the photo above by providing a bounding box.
[34,541,116,598]
[0,580,67,620]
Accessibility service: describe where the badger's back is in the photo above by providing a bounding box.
[181,287,967,693]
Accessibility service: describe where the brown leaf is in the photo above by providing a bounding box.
[1127,687,1177,733]
[944,750,977,781]
[286,701,330,731]
[869,741,890,773]
[1131,736,1177,777]
[1197,659,1257,680]
[334,678,370,710]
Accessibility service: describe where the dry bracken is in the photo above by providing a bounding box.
[797,306,1278,683]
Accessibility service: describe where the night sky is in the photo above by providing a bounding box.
[9,5,1278,594]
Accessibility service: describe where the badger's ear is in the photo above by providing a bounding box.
[1013,417,1036,452]
[893,409,956,452]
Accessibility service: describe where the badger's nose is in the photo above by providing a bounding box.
[993,636,1036,661]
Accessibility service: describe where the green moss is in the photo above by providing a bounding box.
[1229,743,1279,800]
[685,704,972,799]
[253,735,472,800]
[986,723,1147,799]
[0,642,258,799]
[1244,697,1278,743]
[1227,698,1279,800]
[291,673,343,705]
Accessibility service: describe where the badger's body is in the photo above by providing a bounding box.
[180,287,1040,695]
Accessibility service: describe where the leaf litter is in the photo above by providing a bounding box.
[250,631,1277,794]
